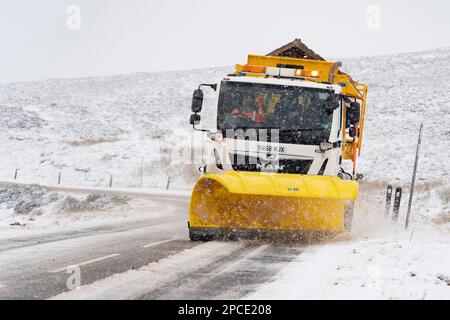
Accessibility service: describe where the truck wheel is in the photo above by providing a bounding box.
[344,201,355,232]
[189,229,213,241]
[189,229,202,241]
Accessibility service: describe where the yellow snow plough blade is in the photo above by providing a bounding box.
[188,171,358,241]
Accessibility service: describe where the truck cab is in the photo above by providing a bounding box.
[190,55,366,180]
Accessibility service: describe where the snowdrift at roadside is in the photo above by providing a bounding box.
[0,184,128,226]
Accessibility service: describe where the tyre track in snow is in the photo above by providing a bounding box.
[138,243,305,300]
[49,240,305,300]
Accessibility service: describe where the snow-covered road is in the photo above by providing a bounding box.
[0,181,448,299]
[0,200,187,299]
[0,193,304,300]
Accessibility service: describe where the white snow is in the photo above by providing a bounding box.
[0,184,189,239]
[247,214,450,299]
[247,176,450,299]
[339,48,450,183]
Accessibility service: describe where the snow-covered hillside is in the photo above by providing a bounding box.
[0,48,449,222]
[0,48,449,300]
[0,67,229,189]
[1,48,450,185]
[341,48,450,183]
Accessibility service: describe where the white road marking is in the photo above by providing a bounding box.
[0,284,5,289]
[141,238,178,248]
[49,242,240,300]
[217,245,270,275]
[48,253,121,273]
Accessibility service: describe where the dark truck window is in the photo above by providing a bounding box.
[217,81,335,145]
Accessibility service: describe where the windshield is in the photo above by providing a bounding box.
[217,81,337,145]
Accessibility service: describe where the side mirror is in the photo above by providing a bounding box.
[190,113,201,125]
[347,102,361,125]
[191,89,204,113]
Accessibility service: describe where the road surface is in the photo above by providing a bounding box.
[0,195,304,300]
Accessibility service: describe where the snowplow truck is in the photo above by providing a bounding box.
[188,54,368,241]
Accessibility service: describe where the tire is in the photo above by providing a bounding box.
[189,228,202,241]
[189,228,214,241]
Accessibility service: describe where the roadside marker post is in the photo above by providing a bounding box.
[405,123,423,229]
[385,185,393,217]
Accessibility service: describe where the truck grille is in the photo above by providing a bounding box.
[229,153,312,174]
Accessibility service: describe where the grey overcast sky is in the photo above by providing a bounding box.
[1,0,449,83]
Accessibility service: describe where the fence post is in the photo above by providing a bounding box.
[166,176,171,190]
[109,175,113,188]
[14,169,18,180]
[392,187,402,223]
[58,172,61,185]
[405,123,423,229]
[384,185,393,217]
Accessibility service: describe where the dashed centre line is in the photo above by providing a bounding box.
[141,238,178,248]
[48,253,121,273]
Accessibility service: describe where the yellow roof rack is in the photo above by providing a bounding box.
[234,54,365,100]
